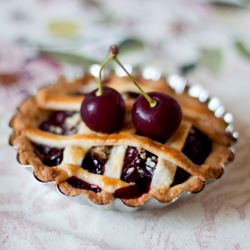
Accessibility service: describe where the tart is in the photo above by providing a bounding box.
[9,66,236,208]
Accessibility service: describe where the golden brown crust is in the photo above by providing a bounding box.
[57,182,114,205]
[36,74,232,146]
[9,73,235,207]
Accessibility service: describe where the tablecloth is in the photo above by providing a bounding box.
[0,1,250,249]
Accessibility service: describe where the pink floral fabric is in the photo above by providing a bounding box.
[0,0,250,249]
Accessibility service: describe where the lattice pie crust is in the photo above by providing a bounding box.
[9,73,234,207]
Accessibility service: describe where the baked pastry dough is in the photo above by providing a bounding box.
[9,70,236,207]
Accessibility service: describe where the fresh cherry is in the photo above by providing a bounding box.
[80,86,125,133]
[80,46,125,133]
[109,44,182,142]
[132,92,182,143]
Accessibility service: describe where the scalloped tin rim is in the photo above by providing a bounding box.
[13,65,238,211]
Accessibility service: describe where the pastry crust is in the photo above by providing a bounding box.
[36,74,233,146]
[9,73,235,207]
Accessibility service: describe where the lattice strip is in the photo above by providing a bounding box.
[104,145,127,178]
[60,164,130,193]
[151,121,192,189]
[9,73,235,207]
[24,126,205,180]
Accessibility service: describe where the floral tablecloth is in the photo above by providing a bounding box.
[1,1,250,249]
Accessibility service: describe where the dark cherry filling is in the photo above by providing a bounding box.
[182,127,212,165]
[32,143,63,167]
[66,176,101,193]
[39,111,77,135]
[114,146,157,199]
[171,127,212,186]
[32,121,211,194]
[171,167,191,186]
[124,92,140,99]
[81,147,110,175]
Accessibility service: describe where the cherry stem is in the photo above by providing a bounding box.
[113,56,157,108]
[109,44,157,107]
[96,55,112,96]
[96,44,157,108]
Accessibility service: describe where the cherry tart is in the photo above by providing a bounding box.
[9,67,237,209]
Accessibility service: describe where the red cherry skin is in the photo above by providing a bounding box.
[80,86,125,133]
[132,92,182,143]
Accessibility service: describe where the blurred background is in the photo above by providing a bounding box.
[0,0,250,111]
[1,1,250,249]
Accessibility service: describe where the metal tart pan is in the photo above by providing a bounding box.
[14,64,238,212]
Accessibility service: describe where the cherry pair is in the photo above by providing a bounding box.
[80,45,182,143]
